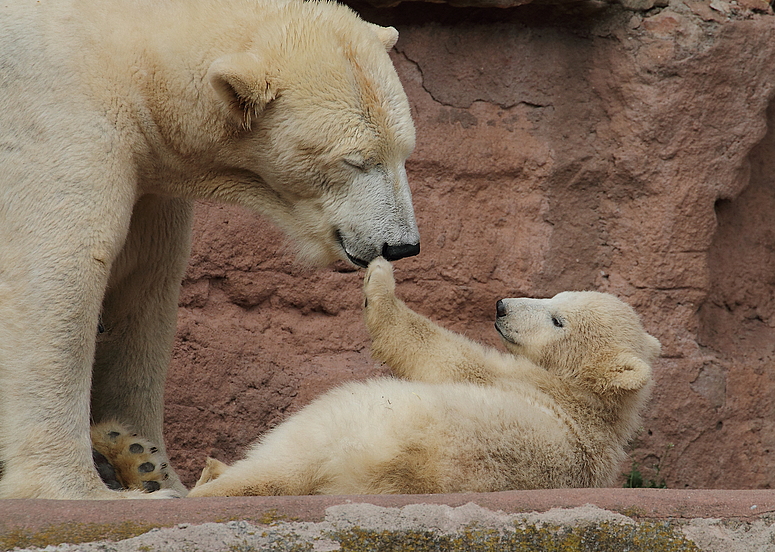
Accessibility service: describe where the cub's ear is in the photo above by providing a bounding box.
[608,353,653,391]
[207,53,277,129]
[644,334,662,362]
[366,23,399,51]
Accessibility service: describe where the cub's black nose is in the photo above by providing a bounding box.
[496,299,507,318]
[382,242,420,261]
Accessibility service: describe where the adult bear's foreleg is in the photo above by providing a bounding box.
[0,180,142,498]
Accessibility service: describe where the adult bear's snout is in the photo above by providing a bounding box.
[382,242,420,262]
[496,299,508,318]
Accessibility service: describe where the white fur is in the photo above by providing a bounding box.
[0,0,417,499]
[188,259,660,496]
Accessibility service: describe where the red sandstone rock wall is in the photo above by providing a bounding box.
[164,0,775,489]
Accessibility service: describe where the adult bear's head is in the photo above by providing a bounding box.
[206,1,419,268]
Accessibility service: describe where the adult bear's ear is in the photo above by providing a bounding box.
[207,53,277,129]
[608,353,653,391]
[366,23,399,51]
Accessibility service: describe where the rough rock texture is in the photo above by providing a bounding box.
[356,0,670,13]
[4,489,775,551]
[359,0,536,10]
[164,0,775,490]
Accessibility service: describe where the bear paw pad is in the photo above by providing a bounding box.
[91,421,169,493]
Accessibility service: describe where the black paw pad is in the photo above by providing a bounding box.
[93,449,122,491]
[138,462,155,474]
[143,480,161,492]
[129,443,144,454]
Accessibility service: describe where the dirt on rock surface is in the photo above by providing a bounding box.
[6,493,775,552]
[163,0,775,492]
[0,504,697,552]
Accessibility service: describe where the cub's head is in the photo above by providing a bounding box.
[495,291,660,394]
[206,1,419,268]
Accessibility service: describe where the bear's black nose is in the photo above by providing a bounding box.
[382,242,420,261]
[496,299,507,318]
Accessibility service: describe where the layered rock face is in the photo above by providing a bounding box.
[165,0,775,489]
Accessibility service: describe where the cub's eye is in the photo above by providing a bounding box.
[552,316,564,328]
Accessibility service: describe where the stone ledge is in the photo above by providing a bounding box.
[2,489,775,551]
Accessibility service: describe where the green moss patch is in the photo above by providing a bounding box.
[331,521,699,552]
[0,521,164,551]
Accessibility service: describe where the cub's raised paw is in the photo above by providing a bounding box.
[91,421,169,493]
[364,257,396,307]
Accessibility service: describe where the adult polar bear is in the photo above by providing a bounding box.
[0,0,419,499]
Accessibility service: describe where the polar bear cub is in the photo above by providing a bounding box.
[188,259,660,496]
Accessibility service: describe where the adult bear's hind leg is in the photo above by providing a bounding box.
[91,196,194,496]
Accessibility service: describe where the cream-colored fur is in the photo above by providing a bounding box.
[195,457,231,488]
[0,0,418,499]
[188,258,660,497]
